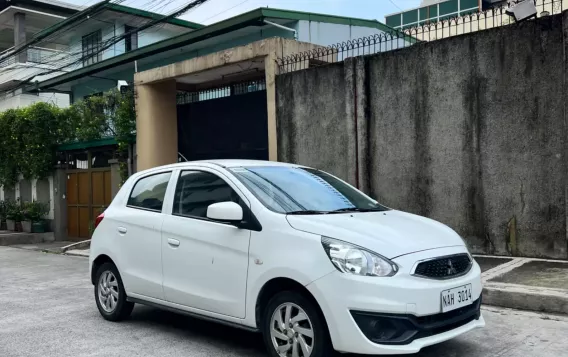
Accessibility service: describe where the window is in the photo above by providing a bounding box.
[127,172,172,211]
[439,0,458,16]
[67,152,89,170]
[173,171,244,218]
[230,167,388,214]
[82,30,102,66]
[91,149,113,168]
[125,25,138,52]
[402,10,418,25]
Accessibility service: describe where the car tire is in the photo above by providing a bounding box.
[94,262,134,321]
[262,291,332,357]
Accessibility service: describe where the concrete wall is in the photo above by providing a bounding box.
[276,63,356,185]
[276,13,568,259]
[0,175,55,227]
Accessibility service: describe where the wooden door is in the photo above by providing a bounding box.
[67,170,111,240]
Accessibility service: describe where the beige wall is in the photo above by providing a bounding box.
[136,80,178,171]
[134,37,320,170]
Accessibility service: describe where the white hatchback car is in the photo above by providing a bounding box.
[89,160,484,356]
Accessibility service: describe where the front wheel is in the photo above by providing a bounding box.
[262,291,332,357]
[94,262,134,321]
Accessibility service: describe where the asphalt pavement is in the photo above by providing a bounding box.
[1,246,568,357]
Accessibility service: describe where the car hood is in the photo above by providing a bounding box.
[286,210,464,259]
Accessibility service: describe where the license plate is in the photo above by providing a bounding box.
[441,284,473,313]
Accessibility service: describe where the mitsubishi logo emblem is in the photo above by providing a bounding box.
[447,260,457,275]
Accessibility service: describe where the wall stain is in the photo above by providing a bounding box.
[411,49,432,217]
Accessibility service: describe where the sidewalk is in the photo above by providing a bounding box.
[8,239,90,256]
[476,255,568,315]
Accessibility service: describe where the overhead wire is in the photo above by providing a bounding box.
[199,0,252,23]
[0,0,133,86]
[2,0,210,95]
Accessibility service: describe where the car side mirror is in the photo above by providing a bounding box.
[207,202,243,222]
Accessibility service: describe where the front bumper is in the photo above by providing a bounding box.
[306,246,485,355]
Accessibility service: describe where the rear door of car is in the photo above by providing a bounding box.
[114,170,175,300]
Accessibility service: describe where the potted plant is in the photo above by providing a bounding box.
[0,200,6,230]
[22,201,49,233]
[5,200,23,232]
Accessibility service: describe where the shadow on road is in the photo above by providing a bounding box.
[127,305,267,355]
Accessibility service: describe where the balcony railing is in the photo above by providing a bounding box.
[0,46,70,68]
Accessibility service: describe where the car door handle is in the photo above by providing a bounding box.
[167,238,180,247]
[117,227,127,234]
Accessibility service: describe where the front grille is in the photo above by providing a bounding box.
[413,254,472,279]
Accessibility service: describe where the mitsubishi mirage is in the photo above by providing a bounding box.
[89,160,484,356]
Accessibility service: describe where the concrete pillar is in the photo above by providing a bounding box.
[14,175,21,201]
[31,178,37,201]
[343,57,359,188]
[354,57,370,195]
[265,53,278,162]
[53,167,67,241]
[47,176,54,220]
[136,80,178,171]
[109,159,122,198]
[14,12,26,63]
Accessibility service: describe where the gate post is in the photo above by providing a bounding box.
[109,159,122,198]
[52,165,68,241]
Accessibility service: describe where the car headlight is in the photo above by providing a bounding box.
[321,237,398,277]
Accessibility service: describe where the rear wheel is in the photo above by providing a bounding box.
[262,291,332,357]
[94,262,134,321]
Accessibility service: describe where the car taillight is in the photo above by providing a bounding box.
[94,212,105,229]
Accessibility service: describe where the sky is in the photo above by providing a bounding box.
[63,0,422,25]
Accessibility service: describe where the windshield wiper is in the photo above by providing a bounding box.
[331,207,387,213]
[287,210,330,215]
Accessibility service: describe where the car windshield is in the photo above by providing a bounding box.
[229,166,389,214]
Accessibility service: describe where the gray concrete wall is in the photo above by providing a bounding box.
[276,13,568,259]
[19,180,31,203]
[276,63,357,185]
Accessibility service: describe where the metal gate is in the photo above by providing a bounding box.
[177,78,268,161]
[65,149,112,240]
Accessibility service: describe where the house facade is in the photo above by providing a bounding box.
[0,0,201,232]
[0,0,201,109]
[2,5,402,241]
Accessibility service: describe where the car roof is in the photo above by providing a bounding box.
[137,159,307,175]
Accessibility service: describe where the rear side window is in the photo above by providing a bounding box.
[127,172,172,211]
[173,171,244,218]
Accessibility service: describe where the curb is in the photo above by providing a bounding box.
[60,240,90,253]
[480,257,568,315]
[65,249,89,257]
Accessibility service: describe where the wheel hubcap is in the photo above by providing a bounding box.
[98,271,119,313]
[270,302,314,357]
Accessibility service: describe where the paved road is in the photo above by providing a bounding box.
[1,246,568,357]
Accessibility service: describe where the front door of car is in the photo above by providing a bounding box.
[161,169,251,318]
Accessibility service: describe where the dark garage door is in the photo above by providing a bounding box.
[177,80,268,162]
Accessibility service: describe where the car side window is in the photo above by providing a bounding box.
[173,170,244,218]
[127,172,172,212]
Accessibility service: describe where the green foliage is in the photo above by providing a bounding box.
[5,199,24,222]
[21,201,49,222]
[0,88,136,186]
